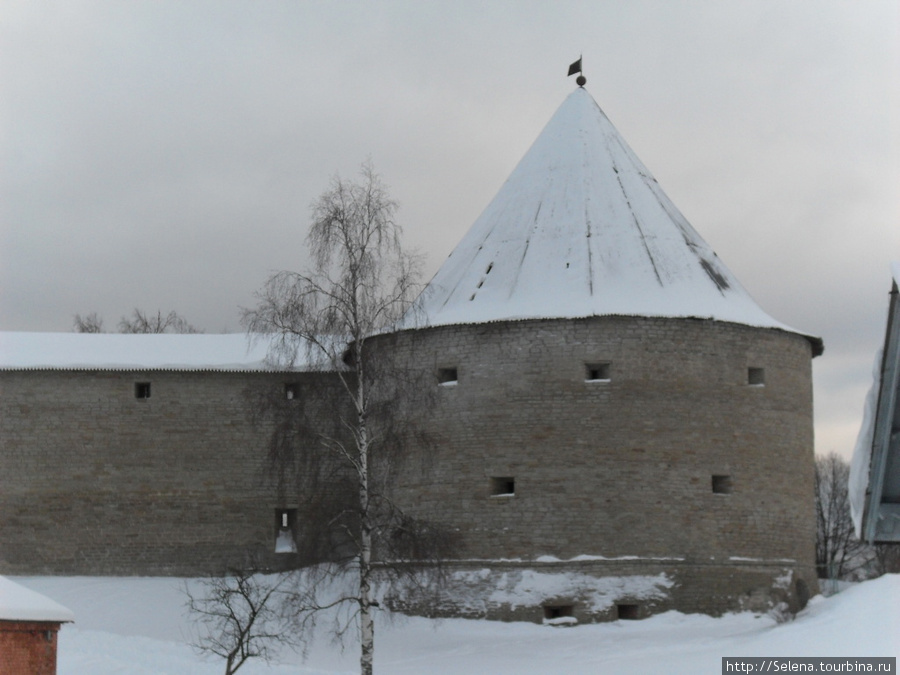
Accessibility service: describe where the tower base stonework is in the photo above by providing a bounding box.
[385,559,818,623]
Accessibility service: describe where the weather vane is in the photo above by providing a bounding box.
[568,56,586,87]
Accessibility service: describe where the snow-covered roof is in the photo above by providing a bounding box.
[406,87,821,354]
[850,262,900,541]
[0,577,74,623]
[0,332,322,372]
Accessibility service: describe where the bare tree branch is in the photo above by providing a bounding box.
[872,543,900,575]
[73,309,201,333]
[73,312,105,333]
[816,452,874,580]
[186,566,299,675]
[243,161,450,675]
[118,308,201,334]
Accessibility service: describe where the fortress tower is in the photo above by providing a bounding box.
[0,85,822,623]
[383,85,822,621]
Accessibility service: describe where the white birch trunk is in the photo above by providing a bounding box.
[358,373,374,675]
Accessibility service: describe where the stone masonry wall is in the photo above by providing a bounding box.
[0,315,819,619]
[0,369,333,575]
[386,559,816,623]
[379,316,819,617]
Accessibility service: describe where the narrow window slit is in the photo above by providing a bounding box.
[712,475,733,494]
[275,508,297,554]
[585,363,611,382]
[437,367,458,385]
[748,367,765,386]
[617,604,640,620]
[490,476,515,497]
[543,604,575,624]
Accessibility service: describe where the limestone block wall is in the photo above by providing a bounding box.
[0,369,332,575]
[380,316,819,616]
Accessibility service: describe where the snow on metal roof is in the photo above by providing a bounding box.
[850,262,900,542]
[0,577,74,623]
[406,87,821,353]
[0,332,322,372]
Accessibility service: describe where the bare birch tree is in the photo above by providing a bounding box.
[118,308,200,333]
[186,566,298,675]
[872,543,900,575]
[73,311,105,333]
[243,161,447,675]
[73,308,200,333]
[815,452,872,580]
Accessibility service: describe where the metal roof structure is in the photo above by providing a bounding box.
[856,263,900,542]
[406,86,822,355]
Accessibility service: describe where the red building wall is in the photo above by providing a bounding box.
[0,621,61,675]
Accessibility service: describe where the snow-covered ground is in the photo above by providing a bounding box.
[12,574,900,674]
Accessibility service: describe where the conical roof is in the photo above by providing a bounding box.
[408,87,821,353]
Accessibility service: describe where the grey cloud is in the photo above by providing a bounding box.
[1,0,897,459]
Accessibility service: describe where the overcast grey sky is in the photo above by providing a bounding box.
[1,0,898,460]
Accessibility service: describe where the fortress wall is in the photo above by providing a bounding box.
[0,315,819,617]
[379,316,818,615]
[0,369,333,575]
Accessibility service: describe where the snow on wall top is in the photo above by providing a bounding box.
[0,577,74,622]
[0,332,322,371]
[405,87,820,352]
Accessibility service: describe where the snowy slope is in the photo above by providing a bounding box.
[13,575,899,674]
[407,87,818,355]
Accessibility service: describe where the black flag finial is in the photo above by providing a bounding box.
[567,56,586,87]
